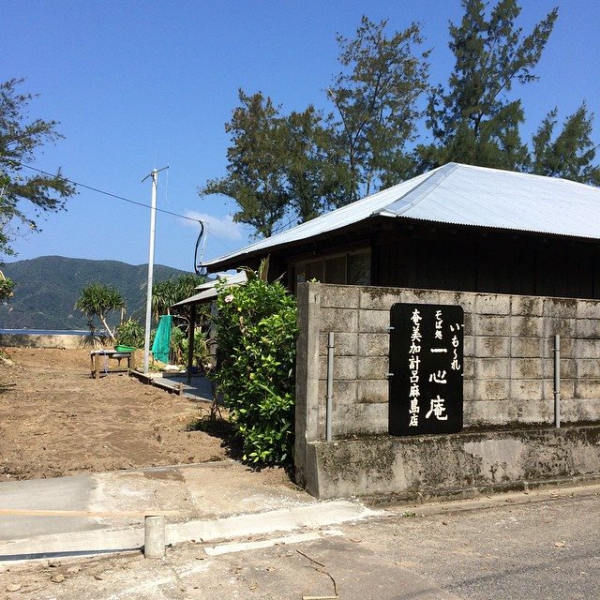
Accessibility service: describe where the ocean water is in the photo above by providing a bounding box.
[0,329,91,336]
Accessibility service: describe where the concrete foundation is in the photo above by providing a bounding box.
[305,425,600,500]
[0,333,100,349]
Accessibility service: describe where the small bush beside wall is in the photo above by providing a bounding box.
[211,275,298,465]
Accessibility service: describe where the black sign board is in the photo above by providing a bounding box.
[389,303,464,436]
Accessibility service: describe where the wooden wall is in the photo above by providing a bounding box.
[372,224,600,300]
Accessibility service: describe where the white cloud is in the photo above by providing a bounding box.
[183,211,244,241]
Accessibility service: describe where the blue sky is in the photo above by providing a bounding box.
[3,0,598,272]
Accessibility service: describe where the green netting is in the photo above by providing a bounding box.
[151,315,173,363]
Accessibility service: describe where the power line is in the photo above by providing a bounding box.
[16,161,244,254]
[17,162,199,223]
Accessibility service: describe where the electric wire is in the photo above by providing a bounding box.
[16,162,199,223]
[16,161,248,254]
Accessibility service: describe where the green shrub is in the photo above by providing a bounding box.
[210,276,297,465]
[115,318,144,348]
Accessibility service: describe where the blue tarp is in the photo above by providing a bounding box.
[152,315,173,363]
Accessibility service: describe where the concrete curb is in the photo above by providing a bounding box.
[0,500,380,563]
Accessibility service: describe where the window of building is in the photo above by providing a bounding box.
[293,249,371,287]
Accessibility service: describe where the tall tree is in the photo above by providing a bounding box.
[420,0,558,170]
[531,103,600,186]
[199,90,290,238]
[200,17,429,239]
[283,106,353,224]
[0,78,75,257]
[328,17,430,196]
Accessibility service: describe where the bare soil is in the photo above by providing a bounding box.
[0,347,230,483]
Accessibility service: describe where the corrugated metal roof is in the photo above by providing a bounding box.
[202,163,600,268]
[172,271,247,307]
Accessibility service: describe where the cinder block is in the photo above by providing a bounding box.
[318,332,358,357]
[463,399,510,426]
[510,337,543,358]
[397,289,442,305]
[319,355,358,380]
[544,335,574,359]
[510,380,544,402]
[476,293,511,315]
[359,288,401,311]
[332,380,358,404]
[511,316,544,337]
[574,338,600,359]
[358,356,389,380]
[561,397,600,422]
[320,307,359,332]
[574,379,600,400]
[334,402,388,436]
[474,315,510,336]
[463,379,474,401]
[511,296,543,316]
[358,332,389,357]
[576,299,600,320]
[512,358,544,379]
[475,358,510,380]
[357,379,388,404]
[463,335,475,356]
[472,379,510,401]
[544,298,578,319]
[546,318,576,338]
[575,359,600,379]
[542,379,574,401]
[445,290,476,313]
[507,398,553,424]
[540,357,575,379]
[321,284,360,309]
[463,356,475,379]
[358,309,389,333]
[575,318,600,339]
[463,312,474,336]
[476,336,510,358]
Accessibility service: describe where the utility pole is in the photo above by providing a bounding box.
[142,166,168,374]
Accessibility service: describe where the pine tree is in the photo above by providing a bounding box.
[419,0,558,171]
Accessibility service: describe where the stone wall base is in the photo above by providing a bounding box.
[0,333,100,349]
[303,425,600,501]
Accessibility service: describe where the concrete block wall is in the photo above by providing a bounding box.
[296,283,600,445]
[295,282,600,498]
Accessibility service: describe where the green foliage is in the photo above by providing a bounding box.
[420,0,557,171]
[152,273,205,320]
[75,282,125,341]
[0,270,14,303]
[210,276,298,465]
[200,90,292,238]
[115,318,144,348]
[200,18,429,238]
[329,16,430,194]
[531,104,600,186]
[173,327,211,371]
[0,78,76,257]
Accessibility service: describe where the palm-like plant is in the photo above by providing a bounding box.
[75,283,125,341]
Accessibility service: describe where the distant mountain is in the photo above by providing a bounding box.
[0,256,188,330]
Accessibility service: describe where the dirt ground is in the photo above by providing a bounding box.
[0,347,231,483]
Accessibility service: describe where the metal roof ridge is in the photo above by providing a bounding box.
[373,162,460,218]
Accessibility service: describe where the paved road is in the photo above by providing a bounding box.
[360,488,600,600]
[1,483,599,599]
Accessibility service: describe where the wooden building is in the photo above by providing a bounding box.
[201,163,600,299]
